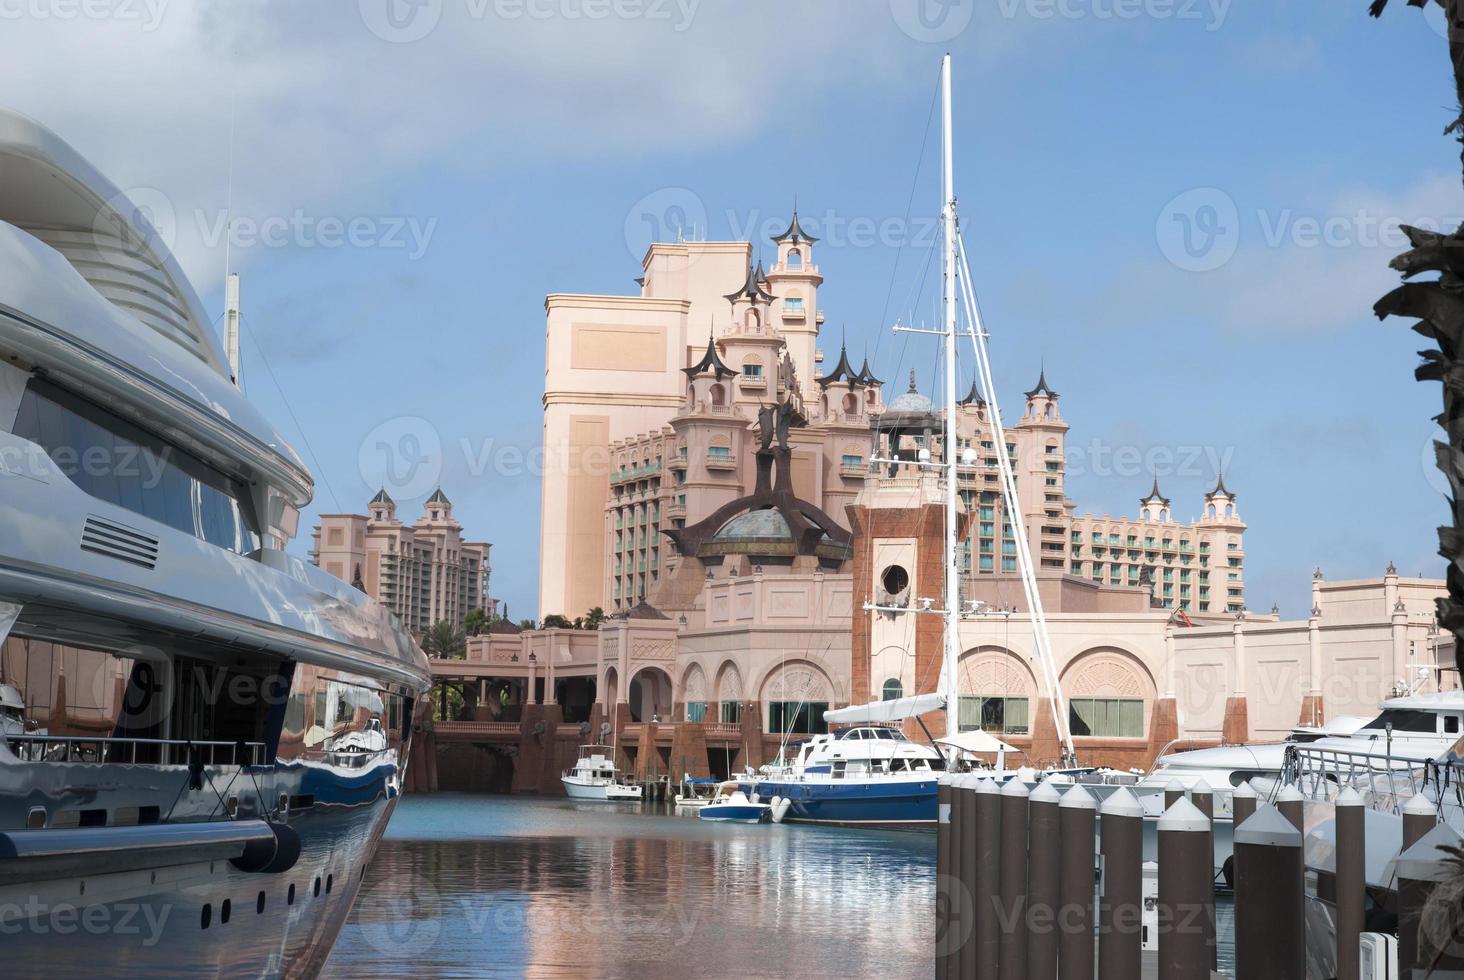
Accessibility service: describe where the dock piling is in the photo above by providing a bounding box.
[1233,803,1305,980]
[1098,787,1143,980]
[955,776,977,978]
[1157,797,1213,980]
[1189,778,1215,970]
[1334,787,1365,980]
[998,778,1030,980]
[1276,783,1304,832]
[1230,779,1257,829]
[1027,782,1062,980]
[1398,795,1450,975]
[1058,785,1096,980]
[1163,778,1185,812]
[972,779,1002,980]
[936,777,953,980]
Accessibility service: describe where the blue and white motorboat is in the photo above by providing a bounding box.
[698,782,771,823]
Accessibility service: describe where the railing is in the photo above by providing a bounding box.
[4,734,267,766]
[1284,743,1432,813]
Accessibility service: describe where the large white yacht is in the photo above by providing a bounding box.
[0,110,431,975]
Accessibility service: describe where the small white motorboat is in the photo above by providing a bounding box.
[698,781,772,823]
[674,776,719,808]
[562,745,644,802]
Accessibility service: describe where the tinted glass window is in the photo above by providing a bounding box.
[14,379,260,554]
[1361,710,1438,734]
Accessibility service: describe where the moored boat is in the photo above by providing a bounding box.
[698,782,771,824]
[562,745,643,802]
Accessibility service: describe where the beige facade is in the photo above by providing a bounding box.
[311,489,492,637]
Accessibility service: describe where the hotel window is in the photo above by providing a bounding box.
[842,454,862,467]
[979,555,994,571]
[783,297,804,313]
[1046,462,1059,472]
[720,701,741,724]
[708,446,731,461]
[767,701,828,736]
[1069,698,1144,738]
[958,696,1029,735]
[882,678,904,701]
[686,702,707,723]
[1001,557,1016,572]
[742,362,763,379]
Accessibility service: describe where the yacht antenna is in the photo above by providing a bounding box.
[939,53,960,744]
[225,272,241,388]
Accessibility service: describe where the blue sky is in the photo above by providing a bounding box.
[3,0,1459,620]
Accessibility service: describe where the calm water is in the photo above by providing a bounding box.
[321,794,935,978]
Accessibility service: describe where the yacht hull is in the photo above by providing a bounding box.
[743,776,938,826]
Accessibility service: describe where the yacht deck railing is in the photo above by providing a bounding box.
[4,734,267,766]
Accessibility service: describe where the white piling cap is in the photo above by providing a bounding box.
[1100,786,1143,817]
[973,778,1000,795]
[1191,777,1213,796]
[1030,781,1062,804]
[1231,780,1257,800]
[1157,795,1210,832]
[1404,793,1439,816]
[1276,784,1303,803]
[1060,784,1097,810]
[1166,778,1186,794]
[1233,803,1303,848]
[1334,787,1363,808]
[1001,777,1031,798]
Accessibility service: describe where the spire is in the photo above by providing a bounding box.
[1209,471,1233,499]
[754,257,769,286]
[817,341,858,388]
[772,205,818,246]
[855,356,884,387]
[427,487,450,505]
[724,262,775,304]
[1141,478,1170,507]
[683,329,735,381]
[907,368,918,394]
[958,377,985,407]
[1025,367,1056,399]
[371,487,394,506]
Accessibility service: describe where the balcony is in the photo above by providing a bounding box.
[840,462,867,480]
[706,450,737,471]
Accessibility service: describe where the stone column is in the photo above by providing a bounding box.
[1223,615,1249,744]
[1147,625,1181,765]
[1392,597,1409,692]
[1299,606,1324,727]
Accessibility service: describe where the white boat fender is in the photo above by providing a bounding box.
[771,797,792,824]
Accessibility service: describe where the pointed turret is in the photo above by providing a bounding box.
[724,262,775,305]
[818,343,858,388]
[855,357,884,387]
[772,208,818,246]
[1025,369,1057,399]
[1142,478,1170,507]
[683,332,736,381]
[958,378,985,407]
[1209,472,1234,500]
[371,487,394,506]
[427,487,450,506]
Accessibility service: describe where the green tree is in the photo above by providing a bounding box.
[583,606,607,630]
[541,613,574,630]
[464,607,490,637]
[420,620,466,659]
[517,618,538,631]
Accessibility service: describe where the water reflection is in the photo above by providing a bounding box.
[323,795,935,979]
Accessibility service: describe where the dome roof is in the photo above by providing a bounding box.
[714,509,791,541]
[887,370,934,414]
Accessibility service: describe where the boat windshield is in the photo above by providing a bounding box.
[1360,710,1443,734]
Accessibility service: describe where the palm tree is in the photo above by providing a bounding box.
[420,620,466,659]
[464,607,490,637]
[541,613,574,630]
[583,606,607,630]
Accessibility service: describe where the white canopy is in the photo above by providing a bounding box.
[935,729,1018,755]
[824,693,946,725]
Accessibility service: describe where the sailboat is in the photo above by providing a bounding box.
[740,55,1085,826]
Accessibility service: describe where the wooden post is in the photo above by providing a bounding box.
[1334,787,1365,980]
[1190,778,1215,970]
[957,775,978,979]
[937,778,953,980]
[1164,778,1185,812]
[998,779,1030,980]
[1058,785,1096,980]
[972,779,1002,980]
[1398,796,1447,976]
[1157,797,1213,980]
[1276,783,1304,832]
[1028,781,1062,980]
[1098,788,1143,980]
[1233,804,1305,980]
[1231,779,1257,829]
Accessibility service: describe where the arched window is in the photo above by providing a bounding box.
[709,384,725,407]
[882,678,904,702]
[787,249,803,269]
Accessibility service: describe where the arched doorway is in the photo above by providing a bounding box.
[957,646,1039,736]
[681,663,709,722]
[1059,648,1155,739]
[760,660,836,736]
[629,666,673,722]
[603,666,619,710]
[714,661,743,725]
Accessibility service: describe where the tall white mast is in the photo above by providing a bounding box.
[940,53,960,741]
[224,272,242,388]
